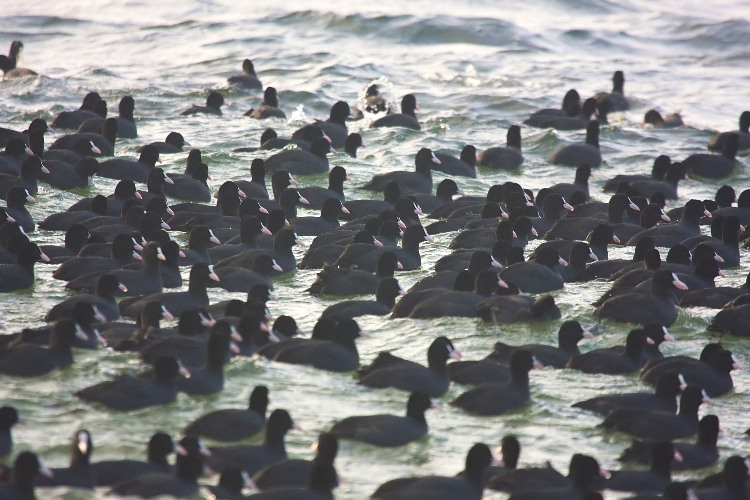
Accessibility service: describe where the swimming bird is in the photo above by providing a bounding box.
[139,132,190,154]
[228,58,262,89]
[600,385,710,441]
[297,101,351,147]
[370,94,421,131]
[0,138,27,175]
[524,88,582,127]
[498,245,566,294]
[627,199,711,247]
[97,144,160,183]
[330,219,421,265]
[594,269,688,326]
[252,432,338,491]
[34,429,95,490]
[49,117,118,156]
[618,414,720,471]
[476,291,562,324]
[487,320,593,368]
[319,277,403,319]
[4,186,37,232]
[566,328,654,374]
[246,87,286,119]
[118,262,220,319]
[263,137,333,176]
[433,145,477,178]
[358,336,460,397]
[0,241,49,292]
[305,250,401,295]
[708,110,750,152]
[296,166,349,209]
[549,120,602,167]
[370,442,495,500]
[540,97,598,130]
[180,91,225,116]
[603,155,671,191]
[207,409,299,475]
[184,385,269,441]
[572,371,686,416]
[644,109,684,128]
[477,125,524,170]
[0,318,86,377]
[51,92,105,130]
[594,70,628,111]
[174,320,239,395]
[450,349,542,416]
[329,391,434,447]
[0,451,53,499]
[682,132,739,179]
[75,355,190,410]
[0,40,38,79]
[603,441,681,494]
[640,347,742,398]
[484,435,569,494]
[271,317,366,372]
[77,95,137,138]
[90,432,180,487]
[0,406,20,458]
[362,147,440,195]
[107,435,210,498]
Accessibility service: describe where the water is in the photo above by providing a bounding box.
[0,0,748,498]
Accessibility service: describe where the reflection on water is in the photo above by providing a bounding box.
[0,0,748,498]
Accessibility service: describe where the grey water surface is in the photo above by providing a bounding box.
[0,0,748,498]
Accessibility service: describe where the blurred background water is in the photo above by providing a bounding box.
[0,0,748,498]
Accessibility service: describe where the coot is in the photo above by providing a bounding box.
[329,391,434,447]
[644,109,684,128]
[362,147,440,195]
[0,318,85,377]
[593,269,688,326]
[603,441,679,493]
[228,58,262,89]
[271,318,366,372]
[108,435,210,498]
[263,137,333,176]
[618,414,720,471]
[370,443,493,500]
[370,94,420,131]
[566,328,653,374]
[488,320,593,368]
[184,385,269,441]
[207,409,298,475]
[246,87,286,119]
[600,385,710,440]
[319,277,403,319]
[594,70,628,111]
[358,336,460,397]
[549,120,602,167]
[34,429,95,490]
[75,355,190,410]
[708,110,750,152]
[433,145,477,178]
[572,371,685,416]
[682,132,739,179]
[180,91,225,116]
[450,350,542,416]
[252,432,337,491]
[477,125,524,170]
[90,432,179,487]
[0,451,53,499]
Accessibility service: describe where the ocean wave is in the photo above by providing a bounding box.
[270,9,543,49]
[670,18,750,48]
